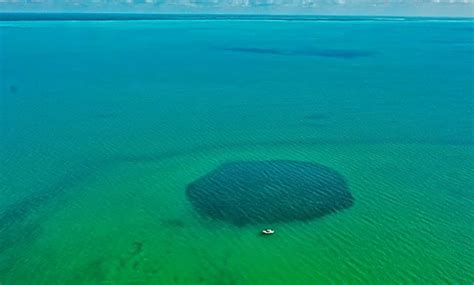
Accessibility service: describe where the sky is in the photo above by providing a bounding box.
[0,0,473,17]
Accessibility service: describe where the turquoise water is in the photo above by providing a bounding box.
[0,17,473,284]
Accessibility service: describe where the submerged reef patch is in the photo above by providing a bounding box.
[8,85,18,94]
[186,160,353,226]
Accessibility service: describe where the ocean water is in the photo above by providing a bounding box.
[0,16,473,284]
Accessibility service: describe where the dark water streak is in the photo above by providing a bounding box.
[304,113,331,120]
[216,47,376,59]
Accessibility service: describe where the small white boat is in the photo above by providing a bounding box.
[261,229,275,235]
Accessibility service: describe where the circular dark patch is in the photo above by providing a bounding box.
[186,160,353,226]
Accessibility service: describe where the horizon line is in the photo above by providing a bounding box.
[1,12,473,20]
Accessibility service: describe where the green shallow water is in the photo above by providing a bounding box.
[1,18,473,284]
[3,144,473,284]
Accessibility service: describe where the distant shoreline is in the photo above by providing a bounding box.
[1,12,473,22]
